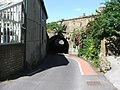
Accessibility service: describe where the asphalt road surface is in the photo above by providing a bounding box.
[0,54,117,90]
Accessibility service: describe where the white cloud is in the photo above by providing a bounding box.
[74,8,89,11]
[74,8,81,11]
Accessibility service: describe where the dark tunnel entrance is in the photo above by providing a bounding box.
[48,33,69,54]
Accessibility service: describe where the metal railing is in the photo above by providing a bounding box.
[0,1,23,43]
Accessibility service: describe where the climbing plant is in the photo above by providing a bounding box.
[78,0,120,67]
[71,28,86,48]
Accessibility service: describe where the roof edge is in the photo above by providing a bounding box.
[41,0,48,19]
[60,15,96,22]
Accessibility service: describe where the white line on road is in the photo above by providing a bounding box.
[64,54,84,75]
[75,59,84,75]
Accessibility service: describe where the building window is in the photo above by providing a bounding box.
[0,2,22,44]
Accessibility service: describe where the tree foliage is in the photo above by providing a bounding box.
[78,0,120,67]
[87,0,120,39]
[47,19,67,33]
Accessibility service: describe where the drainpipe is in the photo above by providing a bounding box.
[23,0,28,69]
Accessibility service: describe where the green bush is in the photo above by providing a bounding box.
[78,0,120,68]
[78,37,100,67]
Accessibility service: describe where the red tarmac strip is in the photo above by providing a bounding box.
[66,54,98,75]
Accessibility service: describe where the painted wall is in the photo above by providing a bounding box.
[25,0,48,69]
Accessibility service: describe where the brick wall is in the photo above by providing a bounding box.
[0,43,24,80]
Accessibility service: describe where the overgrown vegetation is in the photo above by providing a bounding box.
[72,0,120,67]
[47,19,67,33]
[71,28,84,48]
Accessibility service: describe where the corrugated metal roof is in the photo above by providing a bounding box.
[0,0,23,11]
[0,0,48,19]
[0,3,7,7]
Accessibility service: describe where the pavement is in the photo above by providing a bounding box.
[0,54,117,90]
[105,56,120,90]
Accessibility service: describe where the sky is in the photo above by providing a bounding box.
[44,0,106,23]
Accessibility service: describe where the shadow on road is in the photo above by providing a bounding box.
[39,54,69,71]
[5,54,69,81]
[27,54,69,76]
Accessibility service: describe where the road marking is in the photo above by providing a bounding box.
[64,54,84,75]
[75,59,84,75]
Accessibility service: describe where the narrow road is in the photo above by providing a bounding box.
[0,54,117,90]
